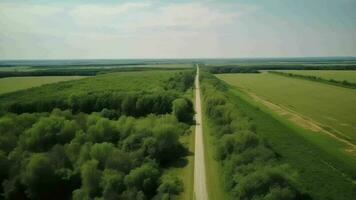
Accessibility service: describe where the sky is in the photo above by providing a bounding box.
[0,0,356,59]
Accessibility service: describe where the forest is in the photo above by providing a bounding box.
[0,69,195,199]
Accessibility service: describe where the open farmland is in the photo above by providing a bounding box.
[0,76,85,95]
[276,70,356,84]
[210,70,356,199]
[217,73,356,144]
[216,72,356,182]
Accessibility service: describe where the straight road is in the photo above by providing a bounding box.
[194,65,208,200]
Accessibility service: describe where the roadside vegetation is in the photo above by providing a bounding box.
[199,70,307,199]
[0,69,195,199]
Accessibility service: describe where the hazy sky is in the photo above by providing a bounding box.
[1,0,356,59]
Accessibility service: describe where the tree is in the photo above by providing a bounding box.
[100,169,125,200]
[21,153,58,199]
[156,175,183,199]
[172,98,194,123]
[124,163,160,198]
[89,142,115,169]
[80,160,102,198]
[153,124,182,164]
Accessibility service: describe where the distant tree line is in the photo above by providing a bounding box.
[207,65,356,74]
[200,70,309,199]
[0,67,192,78]
[269,71,356,89]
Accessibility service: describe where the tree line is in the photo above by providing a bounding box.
[0,67,190,78]
[199,70,309,199]
[269,71,356,89]
[207,65,356,74]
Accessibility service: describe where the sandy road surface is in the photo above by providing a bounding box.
[194,65,208,200]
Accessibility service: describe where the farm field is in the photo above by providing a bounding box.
[199,70,356,199]
[216,72,356,187]
[217,73,356,144]
[0,76,85,95]
[276,70,356,84]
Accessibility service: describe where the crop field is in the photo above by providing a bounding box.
[204,70,356,199]
[276,70,356,84]
[217,73,356,144]
[0,76,86,95]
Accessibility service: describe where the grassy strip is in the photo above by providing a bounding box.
[178,128,195,200]
[269,70,356,89]
[226,86,356,200]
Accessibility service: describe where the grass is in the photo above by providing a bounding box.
[217,73,356,144]
[224,86,356,200]
[0,76,85,95]
[277,70,356,84]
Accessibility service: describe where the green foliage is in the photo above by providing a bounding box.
[0,70,195,199]
[156,175,183,199]
[172,98,194,123]
[21,153,58,199]
[124,162,160,197]
[0,70,194,115]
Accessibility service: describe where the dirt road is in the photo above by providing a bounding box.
[194,65,208,200]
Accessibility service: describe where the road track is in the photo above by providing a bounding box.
[194,65,208,200]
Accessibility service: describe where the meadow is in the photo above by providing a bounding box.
[276,70,356,84]
[0,76,85,95]
[0,68,196,199]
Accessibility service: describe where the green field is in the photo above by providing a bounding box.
[226,87,356,199]
[0,76,85,95]
[276,70,356,83]
[202,71,356,199]
[217,73,356,144]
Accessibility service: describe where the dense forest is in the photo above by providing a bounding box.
[199,70,308,199]
[0,70,195,199]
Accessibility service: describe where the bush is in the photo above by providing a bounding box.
[172,98,194,123]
